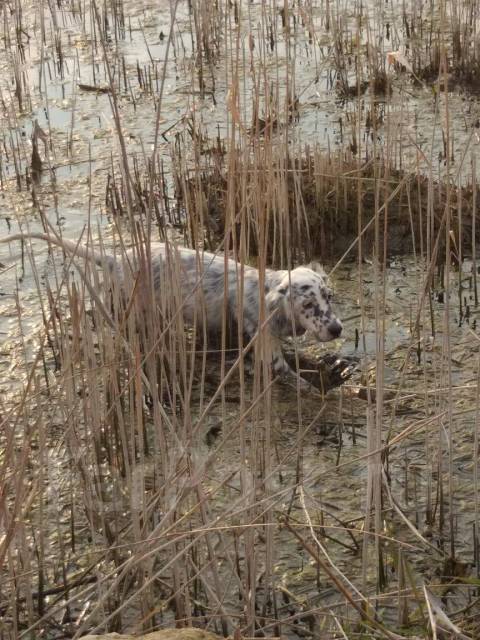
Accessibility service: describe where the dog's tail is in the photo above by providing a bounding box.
[0,232,117,272]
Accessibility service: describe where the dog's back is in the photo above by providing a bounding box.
[0,234,272,337]
[147,244,259,331]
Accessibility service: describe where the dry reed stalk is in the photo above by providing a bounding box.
[2,1,480,638]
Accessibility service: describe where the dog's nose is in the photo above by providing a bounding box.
[328,319,343,339]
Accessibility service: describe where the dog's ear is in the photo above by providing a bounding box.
[266,284,288,313]
[265,283,289,334]
[305,261,330,286]
[306,261,327,278]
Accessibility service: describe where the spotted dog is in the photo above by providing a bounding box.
[0,233,342,380]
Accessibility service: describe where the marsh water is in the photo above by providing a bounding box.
[1,0,480,637]
[2,247,478,635]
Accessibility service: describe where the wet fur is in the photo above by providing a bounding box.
[0,233,343,378]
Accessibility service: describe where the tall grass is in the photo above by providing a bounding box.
[1,0,480,639]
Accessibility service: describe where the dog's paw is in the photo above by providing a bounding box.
[320,353,359,388]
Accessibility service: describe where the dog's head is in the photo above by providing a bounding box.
[266,266,342,341]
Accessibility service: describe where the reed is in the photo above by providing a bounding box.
[0,1,479,639]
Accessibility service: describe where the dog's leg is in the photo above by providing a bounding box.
[270,337,312,389]
[233,312,258,374]
[270,339,293,376]
[239,307,310,389]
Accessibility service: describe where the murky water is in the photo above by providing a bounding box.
[1,0,478,329]
[166,255,479,633]
[1,1,480,637]
[2,250,479,634]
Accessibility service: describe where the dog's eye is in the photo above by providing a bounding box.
[303,301,314,310]
[326,292,333,302]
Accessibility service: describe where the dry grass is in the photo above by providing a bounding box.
[1,1,480,639]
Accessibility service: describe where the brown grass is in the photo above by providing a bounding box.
[1,1,480,639]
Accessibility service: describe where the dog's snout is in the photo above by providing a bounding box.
[328,319,343,339]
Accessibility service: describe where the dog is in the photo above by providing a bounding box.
[0,233,342,380]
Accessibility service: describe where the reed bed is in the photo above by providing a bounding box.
[1,1,480,639]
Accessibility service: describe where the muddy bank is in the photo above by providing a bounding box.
[177,150,479,266]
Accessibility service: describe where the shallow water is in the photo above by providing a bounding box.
[0,0,478,244]
[179,255,480,633]
[1,0,478,333]
[1,1,480,637]
[1,240,479,635]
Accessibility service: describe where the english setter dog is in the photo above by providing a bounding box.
[0,233,342,380]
